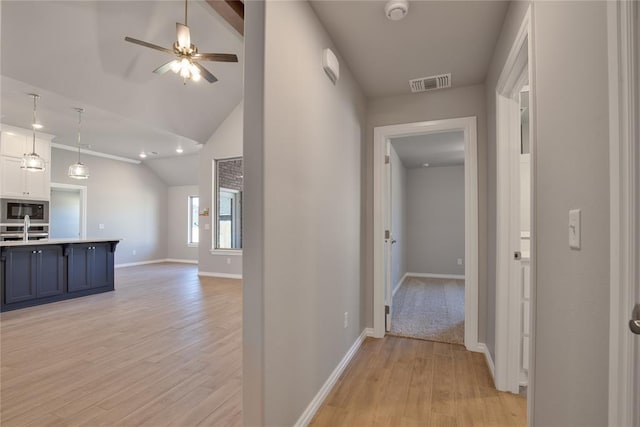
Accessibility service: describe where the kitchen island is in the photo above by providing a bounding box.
[0,239,120,312]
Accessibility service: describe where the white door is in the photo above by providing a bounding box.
[384,140,392,332]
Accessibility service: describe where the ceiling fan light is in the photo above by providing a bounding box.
[68,162,90,180]
[191,72,201,82]
[21,153,46,172]
[170,60,181,73]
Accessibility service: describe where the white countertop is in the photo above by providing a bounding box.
[0,238,122,247]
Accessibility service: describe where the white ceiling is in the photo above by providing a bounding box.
[310,0,509,97]
[391,130,464,169]
[144,153,199,185]
[1,0,243,160]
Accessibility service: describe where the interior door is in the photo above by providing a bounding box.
[384,140,392,332]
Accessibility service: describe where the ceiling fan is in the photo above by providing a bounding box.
[124,0,238,84]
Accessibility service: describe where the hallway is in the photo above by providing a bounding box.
[311,336,526,426]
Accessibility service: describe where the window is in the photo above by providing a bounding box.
[188,195,199,245]
[214,157,243,250]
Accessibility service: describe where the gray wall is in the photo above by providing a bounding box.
[407,166,465,276]
[51,148,168,265]
[167,185,199,262]
[198,102,243,276]
[390,145,407,289]
[50,188,81,239]
[366,83,488,342]
[243,1,366,424]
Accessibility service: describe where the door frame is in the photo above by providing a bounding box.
[494,6,535,398]
[607,1,638,425]
[50,182,87,239]
[372,116,479,352]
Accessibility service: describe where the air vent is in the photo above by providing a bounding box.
[409,73,451,93]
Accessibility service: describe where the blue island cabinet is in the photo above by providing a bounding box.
[0,240,119,312]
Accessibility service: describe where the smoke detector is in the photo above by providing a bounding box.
[385,0,409,21]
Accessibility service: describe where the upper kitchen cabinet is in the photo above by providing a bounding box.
[0,125,53,201]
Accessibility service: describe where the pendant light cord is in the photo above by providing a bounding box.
[76,108,83,163]
[31,95,38,153]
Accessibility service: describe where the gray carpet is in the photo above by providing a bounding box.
[390,276,465,345]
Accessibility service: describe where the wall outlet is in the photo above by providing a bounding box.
[132,249,137,255]
[226,257,231,265]
[99,223,105,230]
[344,312,348,329]
[457,258,463,265]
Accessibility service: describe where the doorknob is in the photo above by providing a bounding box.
[391,239,397,244]
[630,304,640,335]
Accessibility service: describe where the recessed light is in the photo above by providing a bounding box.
[139,152,147,158]
[176,147,184,154]
[5,132,16,136]
[32,123,43,130]
[423,163,429,167]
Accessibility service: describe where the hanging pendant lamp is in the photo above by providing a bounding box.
[20,94,46,172]
[68,108,90,180]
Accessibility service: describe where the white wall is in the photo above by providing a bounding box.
[390,145,407,290]
[406,165,465,276]
[198,102,243,276]
[51,148,168,265]
[366,84,488,342]
[243,1,366,424]
[167,185,199,262]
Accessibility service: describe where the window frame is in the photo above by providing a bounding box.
[187,195,199,247]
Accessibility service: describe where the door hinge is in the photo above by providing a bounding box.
[385,305,390,332]
[384,155,390,164]
[514,251,522,260]
[385,230,390,239]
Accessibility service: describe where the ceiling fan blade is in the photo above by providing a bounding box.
[124,36,174,54]
[192,53,239,63]
[153,60,178,75]
[193,62,218,83]
[176,23,191,50]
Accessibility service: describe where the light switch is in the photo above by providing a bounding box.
[99,223,105,230]
[569,209,581,249]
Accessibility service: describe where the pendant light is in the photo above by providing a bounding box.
[68,108,90,180]
[20,94,46,172]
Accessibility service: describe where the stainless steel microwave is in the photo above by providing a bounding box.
[0,198,49,224]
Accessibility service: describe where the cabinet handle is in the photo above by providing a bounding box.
[32,250,37,254]
[38,250,42,254]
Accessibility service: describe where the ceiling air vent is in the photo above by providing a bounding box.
[409,73,451,93]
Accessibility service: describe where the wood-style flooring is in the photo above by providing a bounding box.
[311,336,527,427]
[1,263,242,426]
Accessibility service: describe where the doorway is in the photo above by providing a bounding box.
[373,116,479,352]
[50,183,87,239]
[386,132,466,345]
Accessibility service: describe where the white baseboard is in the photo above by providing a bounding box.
[198,271,242,279]
[165,258,198,264]
[294,328,374,426]
[115,259,167,268]
[392,273,409,297]
[115,258,198,268]
[470,343,495,383]
[406,272,465,280]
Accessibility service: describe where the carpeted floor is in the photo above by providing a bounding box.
[390,276,465,345]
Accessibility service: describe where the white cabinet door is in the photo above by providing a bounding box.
[0,132,28,157]
[25,164,50,200]
[0,157,27,198]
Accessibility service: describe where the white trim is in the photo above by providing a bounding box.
[392,272,408,297]
[187,243,199,248]
[405,272,465,280]
[607,1,638,426]
[115,259,167,268]
[294,328,374,427]
[470,342,495,383]
[373,116,479,350]
[51,142,141,164]
[50,182,87,239]
[198,271,242,279]
[209,248,243,256]
[165,258,198,264]
[494,6,535,397]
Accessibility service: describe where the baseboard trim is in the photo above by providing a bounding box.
[406,272,465,280]
[198,271,242,279]
[165,258,198,264]
[115,259,167,268]
[470,343,495,383]
[392,273,409,297]
[294,328,374,426]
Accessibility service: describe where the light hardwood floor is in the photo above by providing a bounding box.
[1,263,242,427]
[311,336,527,427]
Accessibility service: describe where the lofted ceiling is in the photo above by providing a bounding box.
[310,0,508,97]
[0,0,243,161]
[391,131,464,169]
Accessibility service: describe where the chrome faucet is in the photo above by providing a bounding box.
[23,214,30,241]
